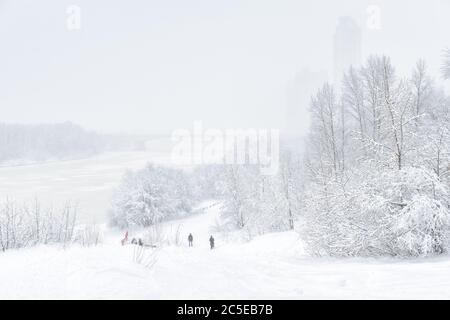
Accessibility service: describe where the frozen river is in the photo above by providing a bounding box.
[0,151,172,223]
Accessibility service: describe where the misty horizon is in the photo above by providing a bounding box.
[1,0,449,136]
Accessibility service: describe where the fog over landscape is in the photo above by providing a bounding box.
[0,1,449,301]
[1,0,449,135]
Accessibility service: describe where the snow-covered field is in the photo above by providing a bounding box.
[1,153,450,299]
[1,201,450,299]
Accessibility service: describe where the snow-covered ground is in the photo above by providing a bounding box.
[1,153,450,299]
[2,201,450,299]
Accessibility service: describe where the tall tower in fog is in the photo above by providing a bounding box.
[333,16,362,86]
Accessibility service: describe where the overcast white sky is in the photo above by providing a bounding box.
[0,0,449,135]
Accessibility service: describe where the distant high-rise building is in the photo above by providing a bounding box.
[333,16,362,86]
[285,68,328,136]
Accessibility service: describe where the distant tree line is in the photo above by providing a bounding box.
[0,122,106,163]
[0,121,153,164]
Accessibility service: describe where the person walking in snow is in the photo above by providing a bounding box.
[188,233,193,247]
[209,235,215,250]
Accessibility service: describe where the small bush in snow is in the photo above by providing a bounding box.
[74,224,103,247]
[0,200,78,251]
[141,223,183,247]
[142,224,164,247]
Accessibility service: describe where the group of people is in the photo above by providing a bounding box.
[120,231,146,247]
[121,230,215,250]
[188,233,215,250]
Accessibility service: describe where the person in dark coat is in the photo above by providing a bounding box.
[188,233,193,247]
[209,235,215,250]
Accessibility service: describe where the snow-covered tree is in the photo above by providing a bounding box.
[411,60,433,120]
[415,90,450,181]
[219,151,302,238]
[220,165,260,232]
[109,164,194,229]
[302,166,450,257]
[301,54,450,257]
[278,150,303,230]
[190,164,228,200]
[442,49,450,80]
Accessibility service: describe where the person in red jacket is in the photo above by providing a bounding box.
[121,230,129,246]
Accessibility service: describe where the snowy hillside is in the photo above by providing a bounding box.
[2,0,450,302]
[2,201,450,300]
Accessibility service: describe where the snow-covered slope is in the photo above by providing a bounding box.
[2,202,450,299]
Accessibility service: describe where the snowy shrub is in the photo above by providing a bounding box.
[109,164,195,229]
[164,224,183,246]
[0,200,78,251]
[75,224,103,247]
[301,167,450,257]
[394,195,449,256]
[140,223,183,247]
[142,223,164,247]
